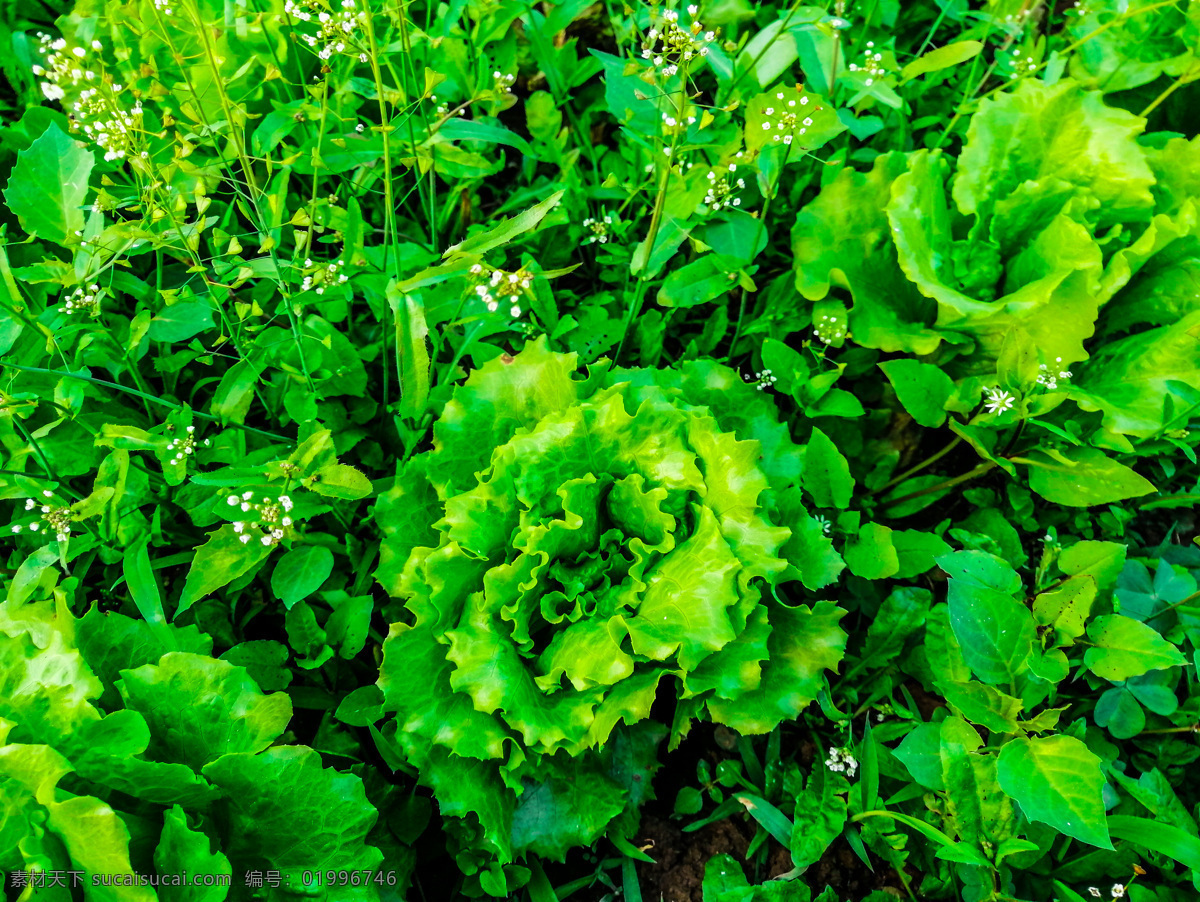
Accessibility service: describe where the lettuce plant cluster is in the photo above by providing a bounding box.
[373,339,847,870]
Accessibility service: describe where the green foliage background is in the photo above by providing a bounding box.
[1,0,1199,900]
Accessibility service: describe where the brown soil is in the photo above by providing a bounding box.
[807,837,907,900]
[632,814,909,902]
[634,815,752,902]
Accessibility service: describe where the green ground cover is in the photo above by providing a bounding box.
[1,0,1200,900]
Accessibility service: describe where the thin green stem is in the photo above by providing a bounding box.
[881,461,997,511]
[871,436,964,495]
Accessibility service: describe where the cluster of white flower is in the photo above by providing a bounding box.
[815,514,832,535]
[32,33,94,102]
[660,110,697,134]
[285,0,369,64]
[72,87,144,162]
[761,91,814,145]
[847,41,888,87]
[492,71,516,94]
[166,424,210,465]
[33,35,144,162]
[1004,46,1039,77]
[1086,886,1125,900]
[62,284,101,315]
[468,264,532,317]
[1001,8,1032,33]
[1036,358,1072,391]
[226,491,294,546]
[299,256,350,294]
[825,746,859,777]
[744,368,777,392]
[152,0,174,15]
[429,94,466,119]
[582,213,614,245]
[703,163,745,212]
[813,313,846,344]
[11,491,72,542]
[1069,0,1092,15]
[640,6,714,77]
[983,387,1015,415]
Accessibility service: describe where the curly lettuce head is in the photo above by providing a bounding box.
[373,338,846,866]
[791,79,1161,365]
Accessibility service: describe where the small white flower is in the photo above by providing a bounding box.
[982,387,1015,415]
[239,534,251,544]
[1111,887,1125,900]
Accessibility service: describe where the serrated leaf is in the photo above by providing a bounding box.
[4,123,94,245]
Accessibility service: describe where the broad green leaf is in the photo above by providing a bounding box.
[510,756,627,861]
[790,766,849,870]
[656,255,733,308]
[203,747,384,900]
[792,152,945,355]
[894,722,944,790]
[285,601,333,670]
[311,462,374,500]
[153,806,232,902]
[925,604,972,684]
[939,716,1014,847]
[936,680,1023,733]
[177,525,274,618]
[1025,446,1157,506]
[953,80,1154,226]
[776,489,845,590]
[844,522,898,580]
[1083,615,1187,681]
[707,602,847,734]
[891,529,952,578]
[1033,576,1096,642]
[862,588,931,668]
[996,735,1111,848]
[122,538,166,630]
[3,123,94,245]
[1058,541,1127,592]
[270,545,334,609]
[118,653,293,772]
[438,117,534,156]
[939,551,1035,686]
[878,359,955,427]
[803,427,854,509]
[1073,310,1200,437]
[900,41,983,80]
[210,359,262,425]
[1093,686,1146,739]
